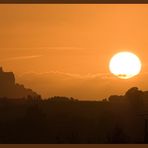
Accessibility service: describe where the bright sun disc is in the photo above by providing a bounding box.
[109,51,142,79]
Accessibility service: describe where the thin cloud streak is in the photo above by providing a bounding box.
[18,71,111,80]
[0,55,43,61]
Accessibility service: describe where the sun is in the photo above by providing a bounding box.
[109,51,142,79]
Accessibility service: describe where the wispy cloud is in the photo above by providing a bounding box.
[0,55,43,61]
[18,71,111,80]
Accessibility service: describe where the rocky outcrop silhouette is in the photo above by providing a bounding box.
[0,67,40,98]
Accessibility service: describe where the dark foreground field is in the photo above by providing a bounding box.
[0,87,147,144]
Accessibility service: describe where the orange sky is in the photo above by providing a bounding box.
[0,4,148,99]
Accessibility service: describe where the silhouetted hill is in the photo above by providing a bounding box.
[0,67,40,99]
[0,68,148,143]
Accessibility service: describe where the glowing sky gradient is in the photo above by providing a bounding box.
[0,4,148,99]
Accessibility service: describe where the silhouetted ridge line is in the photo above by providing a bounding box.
[0,67,41,99]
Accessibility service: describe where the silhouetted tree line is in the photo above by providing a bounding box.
[0,87,147,143]
[48,96,78,102]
